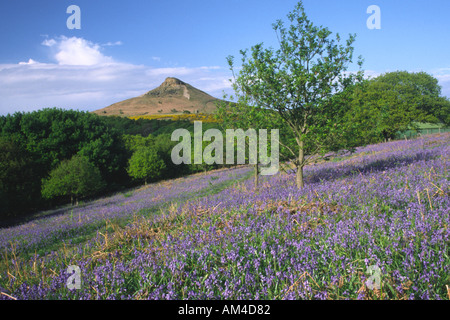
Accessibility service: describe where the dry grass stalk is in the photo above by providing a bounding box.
[9,243,22,279]
[0,291,17,300]
[417,191,425,221]
[7,271,16,280]
[256,199,341,216]
[356,284,366,298]
[426,188,433,210]
[99,232,108,249]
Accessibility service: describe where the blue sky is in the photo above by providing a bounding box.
[1,0,449,115]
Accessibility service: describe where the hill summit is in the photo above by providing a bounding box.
[93,77,221,117]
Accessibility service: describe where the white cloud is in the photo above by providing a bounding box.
[18,59,38,65]
[200,66,221,70]
[42,39,57,47]
[195,77,232,94]
[361,69,382,79]
[9,35,448,117]
[102,41,123,47]
[431,68,450,98]
[0,36,233,115]
[146,67,194,77]
[42,36,114,66]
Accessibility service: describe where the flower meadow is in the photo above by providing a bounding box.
[0,133,449,300]
[0,165,252,256]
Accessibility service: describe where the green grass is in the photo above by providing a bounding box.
[412,122,447,129]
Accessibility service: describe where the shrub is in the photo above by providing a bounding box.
[127,147,166,185]
[41,155,104,205]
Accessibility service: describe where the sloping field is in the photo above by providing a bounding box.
[92,77,221,117]
[1,133,449,300]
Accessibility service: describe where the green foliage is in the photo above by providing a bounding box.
[41,155,104,205]
[153,134,188,177]
[123,133,189,178]
[373,71,447,122]
[0,108,127,181]
[123,134,155,153]
[0,103,256,222]
[102,116,161,137]
[430,97,450,126]
[0,136,37,219]
[227,1,363,188]
[0,107,228,220]
[375,71,450,127]
[216,97,289,188]
[127,147,166,184]
[102,116,222,137]
[347,71,450,143]
[348,79,416,142]
[0,108,127,217]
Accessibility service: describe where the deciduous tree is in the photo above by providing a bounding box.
[41,155,104,205]
[127,147,166,185]
[227,2,363,188]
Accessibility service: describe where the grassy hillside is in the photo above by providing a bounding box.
[93,77,222,117]
[1,133,449,300]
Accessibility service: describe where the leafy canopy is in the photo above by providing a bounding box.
[227,1,363,188]
[127,147,166,184]
[347,71,450,142]
[372,71,450,127]
[41,155,104,204]
[0,108,127,181]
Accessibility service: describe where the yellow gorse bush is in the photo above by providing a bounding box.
[129,113,217,123]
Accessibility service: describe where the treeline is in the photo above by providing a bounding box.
[1,71,449,223]
[0,109,223,223]
[346,71,450,144]
[101,116,218,137]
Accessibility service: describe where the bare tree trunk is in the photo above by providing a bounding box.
[254,163,259,190]
[296,165,304,189]
[296,140,305,189]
